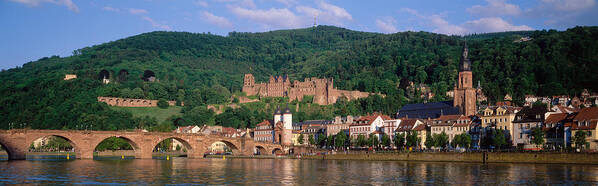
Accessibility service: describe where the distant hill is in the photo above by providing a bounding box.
[1,25,597,130]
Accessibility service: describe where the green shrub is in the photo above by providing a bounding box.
[157,99,169,109]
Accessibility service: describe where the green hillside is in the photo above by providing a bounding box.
[1,25,597,131]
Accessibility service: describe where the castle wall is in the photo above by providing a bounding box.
[97,97,178,107]
[242,74,381,105]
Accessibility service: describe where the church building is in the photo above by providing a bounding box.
[397,43,478,118]
[453,43,477,116]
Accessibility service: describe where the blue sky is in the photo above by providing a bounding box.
[1,0,597,70]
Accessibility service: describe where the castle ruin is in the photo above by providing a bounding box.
[242,74,380,105]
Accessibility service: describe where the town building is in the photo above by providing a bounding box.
[479,106,521,143]
[174,125,201,134]
[544,113,575,149]
[242,73,381,105]
[382,119,401,141]
[512,106,549,149]
[394,119,425,149]
[397,101,460,119]
[326,116,357,136]
[252,106,293,146]
[571,107,598,150]
[349,114,391,139]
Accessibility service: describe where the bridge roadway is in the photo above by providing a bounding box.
[0,129,283,160]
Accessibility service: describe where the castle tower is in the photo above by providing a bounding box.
[281,105,293,146]
[274,106,282,124]
[242,74,256,96]
[453,43,477,116]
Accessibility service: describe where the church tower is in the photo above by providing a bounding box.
[453,43,477,116]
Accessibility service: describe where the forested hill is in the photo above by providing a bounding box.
[1,25,597,130]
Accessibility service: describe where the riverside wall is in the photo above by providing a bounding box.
[304,152,598,164]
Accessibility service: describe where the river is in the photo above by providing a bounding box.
[1,157,598,185]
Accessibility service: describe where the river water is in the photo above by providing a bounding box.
[1,157,598,185]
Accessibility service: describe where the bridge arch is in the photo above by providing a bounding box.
[92,136,140,158]
[254,145,267,155]
[0,141,12,160]
[271,148,283,155]
[27,134,80,159]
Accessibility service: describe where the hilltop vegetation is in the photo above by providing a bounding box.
[0,26,597,130]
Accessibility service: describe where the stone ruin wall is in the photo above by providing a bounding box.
[242,74,383,105]
[97,97,179,107]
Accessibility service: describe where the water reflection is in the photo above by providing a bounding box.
[0,158,597,185]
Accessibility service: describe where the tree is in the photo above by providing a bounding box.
[368,133,379,149]
[434,132,449,149]
[381,134,391,148]
[394,133,405,149]
[530,127,545,147]
[493,129,507,150]
[406,131,420,148]
[452,133,472,149]
[157,99,169,109]
[335,131,347,149]
[327,135,334,147]
[308,134,316,146]
[357,134,367,147]
[298,133,304,145]
[318,133,327,147]
[573,131,588,150]
[425,133,435,150]
[131,87,144,99]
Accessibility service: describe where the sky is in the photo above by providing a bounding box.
[1,0,597,70]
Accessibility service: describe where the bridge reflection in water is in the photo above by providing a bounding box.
[0,130,283,160]
[1,158,598,184]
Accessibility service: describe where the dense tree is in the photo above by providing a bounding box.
[157,98,169,109]
[334,131,347,149]
[308,134,316,146]
[394,133,405,149]
[381,134,391,148]
[298,133,304,145]
[573,131,588,150]
[425,133,435,150]
[95,137,133,151]
[493,129,507,150]
[406,131,420,148]
[433,132,449,149]
[530,127,545,147]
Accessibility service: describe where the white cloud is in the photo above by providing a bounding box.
[295,1,352,26]
[195,0,208,7]
[129,8,148,15]
[467,0,521,16]
[317,1,352,21]
[463,17,533,34]
[275,0,296,6]
[201,11,233,28]
[142,16,171,30]
[540,0,595,11]
[229,6,303,28]
[102,6,120,12]
[375,17,398,33]
[215,0,255,8]
[402,8,531,35]
[9,0,79,12]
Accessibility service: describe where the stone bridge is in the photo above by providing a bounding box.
[0,130,283,160]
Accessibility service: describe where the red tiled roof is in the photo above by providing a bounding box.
[545,113,568,124]
[573,107,598,122]
[412,123,427,131]
[437,115,461,121]
[351,114,391,126]
[395,119,418,132]
[256,120,271,127]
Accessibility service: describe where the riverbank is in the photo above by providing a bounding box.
[303,152,598,164]
[204,155,295,159]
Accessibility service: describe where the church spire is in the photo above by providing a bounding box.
[460,42,471,71]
